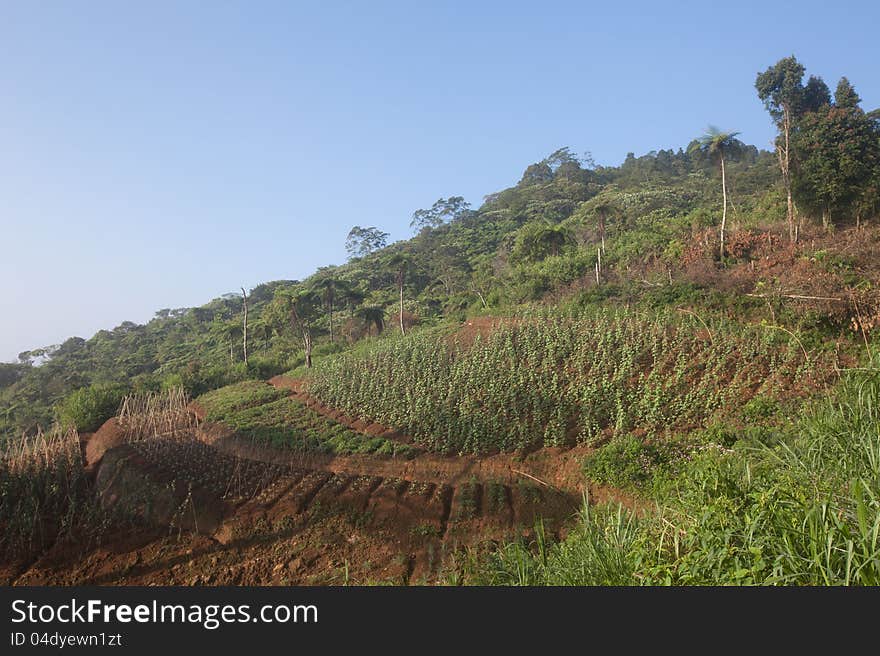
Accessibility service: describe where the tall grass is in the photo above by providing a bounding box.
[455,361,880,585]
[0,387,199,562]
[466,498,642,585]
[117,385,199,443]
[0,427,108,561]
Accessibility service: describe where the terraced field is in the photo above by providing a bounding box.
[0,383,582,585]
[196,381,417,458]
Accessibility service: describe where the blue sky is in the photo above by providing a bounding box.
[1,1,878,361]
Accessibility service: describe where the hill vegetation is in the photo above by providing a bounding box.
[2,55,880,585]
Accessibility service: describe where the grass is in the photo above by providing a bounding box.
[0,427,111,561]
[196,380,287,418]
[197,381,416,458]
[450,359,880,585]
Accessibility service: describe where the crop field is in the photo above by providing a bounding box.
[0,427,106,560]
[197,381,417,457]
[307,308,832,454]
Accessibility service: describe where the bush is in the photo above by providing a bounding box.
[56,383,128,432]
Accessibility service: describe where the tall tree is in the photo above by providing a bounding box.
[269,289,320,368]
[690,127,744,260]
[410,196,471,231]
[792,85,880,229]
[756,57,829,242]
[510,222,574,263]
[345,226,389,259]
[289,290,320,368]
[312,276,348,344]
[834,77,861,110]
[388,253,409,335]
[592,198,616,253]
[356,306,385,337]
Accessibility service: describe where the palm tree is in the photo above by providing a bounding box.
[514,222,574,263]
[289,290,320,368]
[357,306,385,337]
[593,200,615,254]
[691,126,743,260]
[250,320,273,350]
[340,286,366,340]
[312,277,350,344]
[388,253,408,335]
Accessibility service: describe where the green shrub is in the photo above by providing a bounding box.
[55,383,128,432]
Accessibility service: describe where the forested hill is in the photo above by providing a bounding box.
[2,55,879,439]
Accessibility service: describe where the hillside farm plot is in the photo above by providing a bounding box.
[197,381,417,458]
[307,308,833,455]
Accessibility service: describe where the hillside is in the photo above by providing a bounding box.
[2,55,880,585]
[0,141,786,437]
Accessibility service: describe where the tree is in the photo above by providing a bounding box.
[756,57,829,242]
[213,320,242,364]
[792,92,880,229]
[339,285,366,340]
[268,289,320,368]
[834,77,861,110]
[690,127,744,260]
[586,192,619,253]
[518,161,554,186]
[356,306,385,336]
[410,196,471,231]
[289,290,320,368]
[510,222,574,264]
[345,226,389,259]
[250,320,273,349]
[312,276,348,343]
[388,253,409,335]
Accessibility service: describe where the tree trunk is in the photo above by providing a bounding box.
[398,269,406,336]
[240,287,249,367]
[779,106,797,243]
[720,154,728,261]
[599,210,606,254]
[328,296,334,343]
[290,306,313,368]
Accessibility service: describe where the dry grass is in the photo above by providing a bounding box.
[117,386,199,443]
[0,426,104,561]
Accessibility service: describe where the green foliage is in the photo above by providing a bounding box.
[308,308,825,454]
[793,104,880,222]
[196,382,415,458]
[0,428,114,560]
[510,222,575,264]
[197,380,286,418]
[345,226,389,259]
[55,383,128,432]
[459,361,880,585]
[463,502,642,585]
